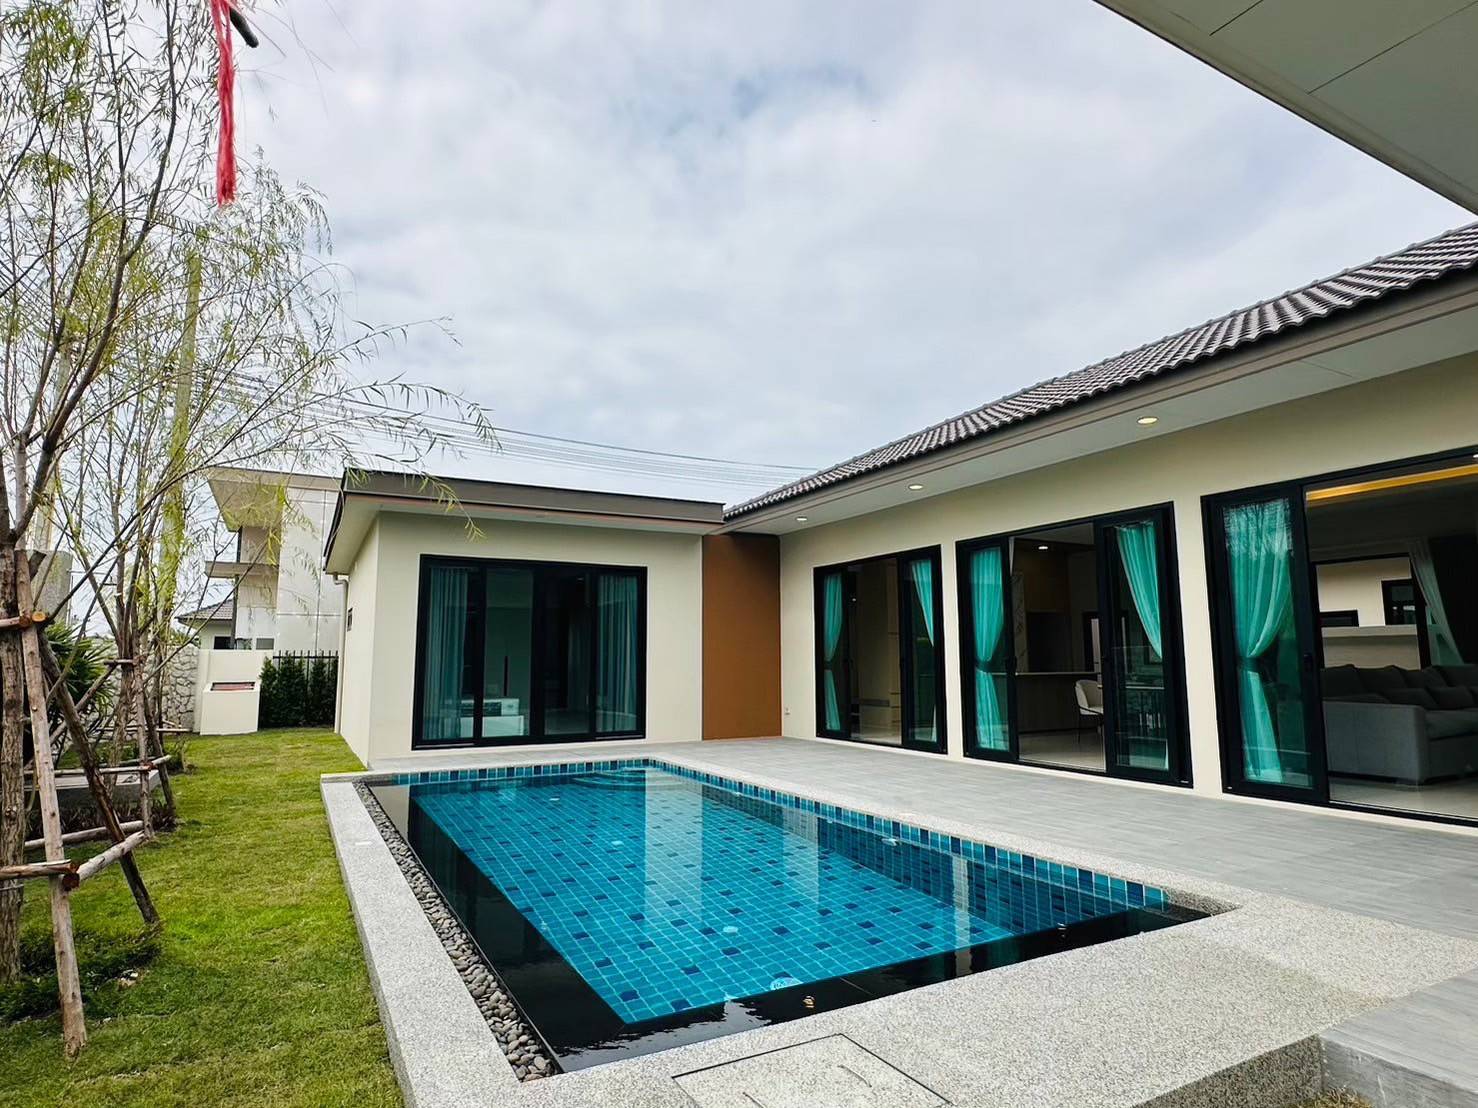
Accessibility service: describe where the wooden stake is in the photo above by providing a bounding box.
[36,629,158,926]
[15,554,85,1055]
[25,820,144,853]
[74,831,150,886]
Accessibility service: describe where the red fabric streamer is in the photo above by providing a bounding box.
[210,0,236,205]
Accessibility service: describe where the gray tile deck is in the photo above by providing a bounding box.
[345,737,1478,1105]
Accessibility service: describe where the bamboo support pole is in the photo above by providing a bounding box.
[74,831,149,886]
[25,821,144,853]
[15,556,86,1055]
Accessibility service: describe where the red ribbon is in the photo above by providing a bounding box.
[210,0,236,205]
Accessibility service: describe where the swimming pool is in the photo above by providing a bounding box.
[367,760,1199,1070]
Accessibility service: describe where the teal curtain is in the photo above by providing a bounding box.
[908,558,938,741]
[422,566,469,741]
[596,572,639,733]
[909,559,936,645]
[1225,500,1294,783]
[968,546,1008,751]
[822,571,844,732]
[1115,521,1163,659]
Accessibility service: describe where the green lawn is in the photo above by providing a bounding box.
[0,729,400,1108]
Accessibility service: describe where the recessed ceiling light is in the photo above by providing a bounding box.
[1037,544,1049,551]
[795,516,809,523]
[907,483,924,491]
[1137,415,1159,426]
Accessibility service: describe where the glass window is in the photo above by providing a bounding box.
[1219,497,1314,790]
[816,569,849,738]
[1103,517,1170,774]
[901,555,939,746]
[415,559,644,746]
[420,564,477,743]
[961,543,1011,754]
[483,568,533,738]
[596,571,641,735]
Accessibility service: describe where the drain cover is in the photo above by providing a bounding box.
[674,1034,943,1108]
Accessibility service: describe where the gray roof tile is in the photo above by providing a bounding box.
[726,221,1478,519]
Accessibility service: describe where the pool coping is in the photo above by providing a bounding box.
[322,744,1478,1108]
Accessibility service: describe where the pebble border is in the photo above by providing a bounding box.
[354,782,557,1083]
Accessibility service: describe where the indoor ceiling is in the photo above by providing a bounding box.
[1094,0,1478,212]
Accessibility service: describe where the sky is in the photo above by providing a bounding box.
[239,0,1467,505]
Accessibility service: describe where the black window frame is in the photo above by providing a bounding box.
[1201,441,1478,829]
[411,554,647,749]
[956,502,1192,787]
[1319,610,1360,628]
[812,545,948,755]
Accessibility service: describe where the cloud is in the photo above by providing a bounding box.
[239,0,1467,502]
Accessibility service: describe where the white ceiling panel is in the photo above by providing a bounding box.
[1157,0,1259,34]
[1315,4,1478,192]
[1211,0,1470,91]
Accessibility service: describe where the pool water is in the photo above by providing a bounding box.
[369,761,1196,1069]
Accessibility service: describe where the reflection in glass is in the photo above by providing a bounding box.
[542,569,593,735]
[483,567,533,738]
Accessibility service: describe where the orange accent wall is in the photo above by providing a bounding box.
[702,534,781,740]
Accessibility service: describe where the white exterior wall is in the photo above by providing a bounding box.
[776,353,1478,797]
[194,648,273,735]
[338,518,380,765]
[273,484,345,653]
[336,512,704,767]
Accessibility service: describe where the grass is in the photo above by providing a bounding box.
[0,729,400,1108]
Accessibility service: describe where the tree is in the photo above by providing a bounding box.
[0,0,492,982]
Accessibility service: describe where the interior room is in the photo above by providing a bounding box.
[1011,523,1106,772]
[1308,456,1478,821]
[847,556,903,745]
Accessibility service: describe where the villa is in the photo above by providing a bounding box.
[316,5,1478,1106]
[329,222,1478,829]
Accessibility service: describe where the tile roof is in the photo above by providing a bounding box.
[177,598,233,624]
[726,220,1478,519]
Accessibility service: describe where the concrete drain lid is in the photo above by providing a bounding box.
[673,1034,943,1108]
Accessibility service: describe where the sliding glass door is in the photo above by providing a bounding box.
[814,568,851,739]
[1100,511,1186,780]
[1204,488,1326,800]
[957,505,1189,785]
[416,557,645,747]
[956,538,1015,759]
[900,552,942,749]
[812,548,946,753]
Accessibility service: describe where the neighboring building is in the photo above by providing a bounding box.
[330,221,1478,833]
[190,467,345,734]
[205,467,345,652]
[176,598,234,649]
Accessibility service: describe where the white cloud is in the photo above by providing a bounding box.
[239,0,1468,501]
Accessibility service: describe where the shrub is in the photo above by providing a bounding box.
[258,654,336,729]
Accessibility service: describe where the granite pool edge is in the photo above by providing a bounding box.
[322,778,521,1108]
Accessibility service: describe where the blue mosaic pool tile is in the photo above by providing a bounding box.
[395,761,1177,1025]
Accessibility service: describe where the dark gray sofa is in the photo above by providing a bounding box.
[1322,663,1478,784]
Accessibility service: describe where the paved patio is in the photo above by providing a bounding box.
[340,737,1478,1106]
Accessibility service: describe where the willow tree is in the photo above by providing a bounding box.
[0,0,491,981]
